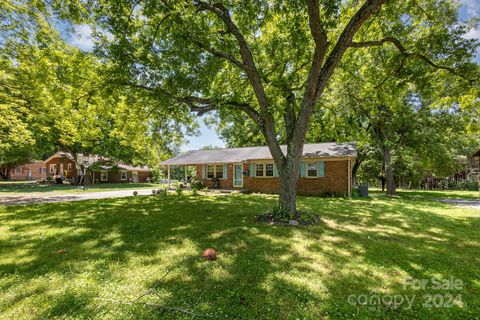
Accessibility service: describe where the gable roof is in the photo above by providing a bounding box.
[45,152,75,162]
[98,163,151,172]
[162,142,356,165]
[45,152,151,171]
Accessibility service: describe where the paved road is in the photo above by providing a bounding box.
[437,198,480,210]
[0,189,155,206]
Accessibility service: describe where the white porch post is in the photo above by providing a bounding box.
[184,165,188,182]
[167,165,171,189]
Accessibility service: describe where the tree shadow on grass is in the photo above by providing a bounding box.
[299,196,480,319]
[0,193,479,319]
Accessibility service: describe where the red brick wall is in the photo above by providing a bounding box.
[195,159,351,196]
[45,158,78,179]
[92,170,152,183]
[10,161,47,181]
[45,155,152,184]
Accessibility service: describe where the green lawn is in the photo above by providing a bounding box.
[1,191,479,319]
[0,183,165,195]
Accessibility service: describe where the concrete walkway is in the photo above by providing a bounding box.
[0,189,155,206]
[437,198,480,210]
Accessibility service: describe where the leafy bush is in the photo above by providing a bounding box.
[351,188,360,198]
[271,204,291,221]
[433,178,478,191]
[192,188,199,196]
[449,179,478,191]
[175,184,183,196]
[190,177,204,191]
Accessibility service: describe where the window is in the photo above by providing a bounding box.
[49,164,57,174]
[255,164,264,177]
[40,167,46,174]
[121,171,128,181]
[14,167,22,174]
[67,163,72,172]
[265,163,274,177]
[215,165,224,179]
[255,162,275,177]
[100,171,108,182]
[207,165,215,179]
[307,162,318,177]
[206,165,224,179]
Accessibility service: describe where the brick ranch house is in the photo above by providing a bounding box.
[10,161,47,181]
[162,142,356,196]
[45,152,152,183]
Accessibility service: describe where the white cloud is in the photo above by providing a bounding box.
[70,24,94,51]
[463,28,480,40]
[460,0,480,18]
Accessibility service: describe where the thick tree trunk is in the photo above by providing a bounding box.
[384,147,396,195]
[352,157,364,187]
[0,167,11,180]
[277,154,301,217]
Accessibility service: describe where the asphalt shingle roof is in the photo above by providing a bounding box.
[162,142,356,165]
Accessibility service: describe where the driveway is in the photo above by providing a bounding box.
[437,198,480,210]
[0,189,155,206]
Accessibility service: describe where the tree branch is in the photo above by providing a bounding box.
[295,0,386,150]
[193,1,268,109]
[193,0,284,162]
[122,82,263,126]
[350,36,479,83]
[189,38,245,70]
[314,0,387,100]
[302,0,329,109]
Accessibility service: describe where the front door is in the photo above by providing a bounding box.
[132,171,139,183]
[233,163,243,187]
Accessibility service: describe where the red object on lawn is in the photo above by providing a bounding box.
[202,248,217,261]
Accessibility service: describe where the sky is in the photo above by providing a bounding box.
[64,0,479,152]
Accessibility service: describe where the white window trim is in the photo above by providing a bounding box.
[120,170,128,181]
[67,163,72,171]
[14,167,22,174]
[306,161,319,178]
[49,164,56,174]
[206,164,224,180]
[100,170,108,182]
[40,167,46,174]
[254,162,275,178]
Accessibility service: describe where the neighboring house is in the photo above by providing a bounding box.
[45,152,78,180]
[45,152,152,183]
[10,161,47,181]
[162,142,357,196]
[95,164,152,183]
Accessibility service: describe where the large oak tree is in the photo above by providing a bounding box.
[60,0,478,214]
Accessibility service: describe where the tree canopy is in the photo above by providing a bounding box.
[50,0,480,211]
[1,0,479,210]
[0,2,198,176]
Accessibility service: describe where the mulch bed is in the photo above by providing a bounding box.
[256,212,321,226]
